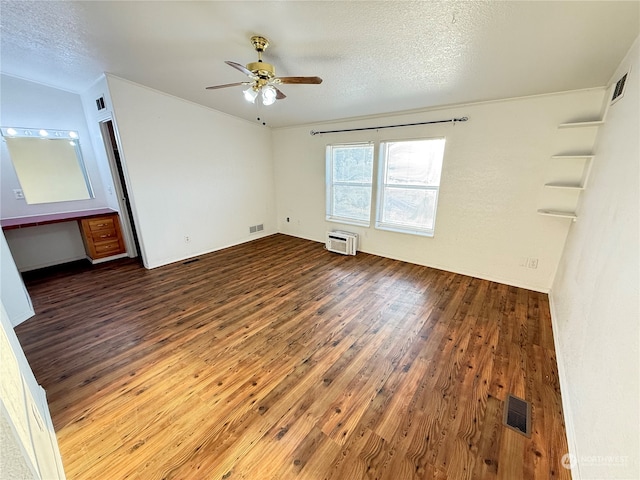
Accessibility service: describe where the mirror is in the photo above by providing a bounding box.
[1,127,94,204]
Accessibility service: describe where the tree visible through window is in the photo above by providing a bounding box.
[326,143,374,225]
[376,138,446,236]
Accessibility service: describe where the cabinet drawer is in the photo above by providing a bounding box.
[91,228,118,242]
[94,239,123,255]
[86,217,116,232]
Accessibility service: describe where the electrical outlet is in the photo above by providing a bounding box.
[527,258,539,269]
[184,236,191,243]
[13,189,24,199]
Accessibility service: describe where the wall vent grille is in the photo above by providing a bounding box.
[96,96,106,111]
[611,72,628,105]
[249,224,264,234]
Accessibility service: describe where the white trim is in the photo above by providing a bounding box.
[374,223,434,237]
[8,308,34,328]
[357,246,550,293]
[16,254,87,273]
[105,74,264,130]
[144,231,275,269]
[88,252,128,265]
[275,86,607,131]
[326,217,370,228]
[548,290,581,480]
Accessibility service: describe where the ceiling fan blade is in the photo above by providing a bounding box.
[275,87,286,100]
[205,82,248,90]
[278,76,323,85]
[225,60,253,77]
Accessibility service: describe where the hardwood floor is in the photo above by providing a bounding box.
[16,234,570,480]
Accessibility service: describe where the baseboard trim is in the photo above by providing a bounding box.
[548,290,581,479]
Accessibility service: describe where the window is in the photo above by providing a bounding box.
[326,143,374,226]
[376,138,446,236]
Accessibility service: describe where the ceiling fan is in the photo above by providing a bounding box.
[206,35,322,106]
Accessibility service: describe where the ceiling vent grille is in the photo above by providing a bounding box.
[611,71,628,105]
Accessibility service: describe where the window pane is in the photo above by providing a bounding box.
[381,187,437,230]
[327,143,374,225]
[332,145,374,183]
[386,139,445,186]
[333,185,372,221]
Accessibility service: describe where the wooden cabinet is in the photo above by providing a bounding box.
[79,213,126,261]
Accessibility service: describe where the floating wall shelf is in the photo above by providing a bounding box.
[544,182,585,190]
[539,118,604,220]
[558,120,605,129]
[551,154,595,160]
[537,209,578,220]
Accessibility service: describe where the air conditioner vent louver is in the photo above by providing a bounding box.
[326,231,358,255]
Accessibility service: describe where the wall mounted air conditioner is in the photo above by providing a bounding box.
[326,231,358,255]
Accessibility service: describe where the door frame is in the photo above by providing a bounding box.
[98,118,146,267]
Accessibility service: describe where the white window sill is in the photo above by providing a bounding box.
[326,216,370,228]
[375,223,434,237]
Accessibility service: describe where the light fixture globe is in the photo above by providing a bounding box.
[243,87,258,103]
[262,85,277,106]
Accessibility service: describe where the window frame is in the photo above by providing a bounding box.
[325,142,375,227]
[375,137,446,237]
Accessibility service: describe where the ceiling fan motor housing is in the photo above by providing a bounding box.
[246,61,275,79]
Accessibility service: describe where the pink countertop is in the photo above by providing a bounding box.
[1,208,118,230]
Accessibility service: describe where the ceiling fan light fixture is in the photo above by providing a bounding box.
[262,85,277,106]
[243,87,258,103]
[207,35,321,110]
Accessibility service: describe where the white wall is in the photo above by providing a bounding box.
[0,230,64,477]
[1,302,66,479]
[0,230,34,327]
[105,75,277,268]
[80,75,140,258]
[80,75,121,213]
[273,89,605,292]
[551,37,639,480]
[1,74,114,271]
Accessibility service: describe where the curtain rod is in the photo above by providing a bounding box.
[310,116,468,136]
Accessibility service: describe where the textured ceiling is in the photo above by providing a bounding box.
[1,1,638,127]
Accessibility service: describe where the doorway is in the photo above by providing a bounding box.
[99,119,143,265]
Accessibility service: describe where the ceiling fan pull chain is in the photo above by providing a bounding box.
[256,102,266,126]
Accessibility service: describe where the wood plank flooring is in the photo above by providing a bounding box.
[15,234,571,479]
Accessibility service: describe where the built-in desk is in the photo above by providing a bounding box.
[1,208,117,230]
[2,208,127,263]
